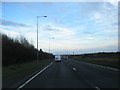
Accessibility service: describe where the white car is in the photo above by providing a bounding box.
[55,55,61,62]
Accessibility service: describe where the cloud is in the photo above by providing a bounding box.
[48,34,118,54]
[93,12,102,20]
[0,28,20,38]
[41,24,76,38]
[91,2,118,28]
[49,26,75,38]
[107,0,119,6]
[1,23,118,55]
[43,25,57,31]
[1,18,31,27]
[78,2,103,18]
[0,26,37,46]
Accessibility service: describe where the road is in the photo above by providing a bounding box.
[18,59,119,89]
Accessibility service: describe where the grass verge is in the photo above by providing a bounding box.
[2,59,53,88]
[69,56,119,69]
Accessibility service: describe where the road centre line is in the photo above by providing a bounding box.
[95,87,101,90]
[16,62,54,90]
[73,67,76,71]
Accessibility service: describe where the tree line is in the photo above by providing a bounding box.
[2,33,54,66]
[68,52,120,58]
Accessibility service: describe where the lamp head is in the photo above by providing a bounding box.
[37,16,47,18]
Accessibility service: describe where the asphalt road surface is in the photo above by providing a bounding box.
[18,59,119,89]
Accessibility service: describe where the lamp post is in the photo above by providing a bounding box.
[49,37,54,59]
[37,16,47,61]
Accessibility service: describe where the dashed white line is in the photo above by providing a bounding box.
[95,87,101,90]
[16,62,54,90]
[73,67,76,71]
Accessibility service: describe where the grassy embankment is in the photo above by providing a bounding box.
[69,53,119,69]
[3,59,53,87]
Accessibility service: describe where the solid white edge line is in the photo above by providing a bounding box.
[16,62,54,90]
[70,59,120,71]
[73,67,76,71]
[90,63,119,71]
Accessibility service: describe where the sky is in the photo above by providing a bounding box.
[0,0,119,55]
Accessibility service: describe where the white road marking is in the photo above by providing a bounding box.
[16,62,54,90]
[73,67,76,71]
[95,87,101,90]
[91,63,119,71]
[70,59,119,71]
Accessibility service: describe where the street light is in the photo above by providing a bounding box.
[49,37,54,59]
[37,16,47,61]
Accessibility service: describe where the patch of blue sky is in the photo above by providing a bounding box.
[2,3,37,24]
[1,26,14,31]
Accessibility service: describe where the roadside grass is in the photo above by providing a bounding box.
[2,59,53,87]
[69,56,119,69]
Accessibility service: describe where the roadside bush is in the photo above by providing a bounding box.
[2,33,54,66]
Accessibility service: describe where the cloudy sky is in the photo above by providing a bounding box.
[0,0,119,55]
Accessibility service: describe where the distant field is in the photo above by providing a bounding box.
[2,59,53,88]
[69,53,119,69]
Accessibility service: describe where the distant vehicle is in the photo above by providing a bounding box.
[55,55,61,62]
[62,56,68,60]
